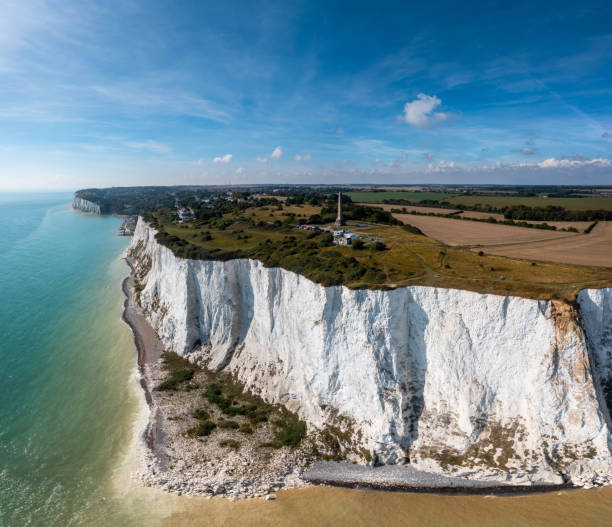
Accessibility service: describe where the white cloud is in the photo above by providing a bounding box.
[213,153,232,164]
[124,140,170,154]
[236,167,245,174]
[538,156,612,168]
[257,146,283,163]
[403,93,450,127]
[270,146,283,160]
[426,159,456,172]
[294,153,311,162]
[193,158,204,165]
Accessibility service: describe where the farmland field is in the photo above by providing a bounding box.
[346,190,612,211]
[345,191,453,203]
[479,221,612,268]
[362,203,459,215]
[447,195,612,211]
[366,204,591,231]
[394,214,579,246]
[458,211,592,231]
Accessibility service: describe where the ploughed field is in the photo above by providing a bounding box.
[382,212,611,268]
[392,214,581,246]
[363,203,592,232]
[149,200,612,302]
[480,221,612,268]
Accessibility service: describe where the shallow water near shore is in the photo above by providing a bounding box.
[2,193,612,526]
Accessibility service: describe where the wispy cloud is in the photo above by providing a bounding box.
[294,153,311,161]
[91,84,231,123]
[125,139,170,153]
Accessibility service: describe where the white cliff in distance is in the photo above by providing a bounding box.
[72,197,101,214]
[128,217,612,487]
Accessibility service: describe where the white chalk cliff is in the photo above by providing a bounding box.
[72,197,101,214]
[129,217,612,487]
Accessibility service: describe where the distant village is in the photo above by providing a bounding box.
[121,191,378,247]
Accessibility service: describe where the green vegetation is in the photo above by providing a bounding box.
[155,352,195,391]
[345,191,453,203]
[448,195,612,212]
[188,420,217,437]
[193,408,211,420]
[218,419,240,429]
[219,439,241,450]
[275,420,307,447]
[239,424,254,434]
[202,370,307,448]
[144,196,612,301]
[585,221,599,234]
[159,350,308,449]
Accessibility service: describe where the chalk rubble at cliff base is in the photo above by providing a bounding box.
[134,360,313,499]
[128,216,612,492]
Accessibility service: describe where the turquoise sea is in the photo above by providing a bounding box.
[0,193,147,526]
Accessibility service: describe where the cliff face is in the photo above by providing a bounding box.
[578,289,612,417]
[72,197,101,214]
[129,218,612,486]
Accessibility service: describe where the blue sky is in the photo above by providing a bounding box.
[1,0,611,189]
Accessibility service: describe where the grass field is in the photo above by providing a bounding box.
[347,190,612,211]
[447,195,612,211]
[152,201,612,302]
[345,191,453,203]
[362,203,459,215]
